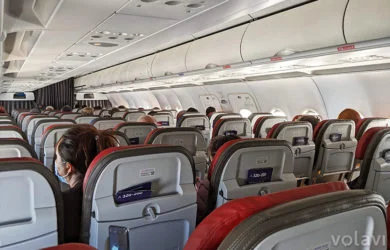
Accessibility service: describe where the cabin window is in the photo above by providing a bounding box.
[239,109,252,118]
[270,108,286,117]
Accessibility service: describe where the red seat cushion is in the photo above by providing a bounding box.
[143,128,163,144]
[313,119,328,141]
[355,127,385,160]
[184,182,349,250]
[252,116,267,135]
[42,243,97,250]
[355,118,367,135]
[266,123,281,138]
[212,119,224,138]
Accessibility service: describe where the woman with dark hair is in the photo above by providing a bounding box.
[55,125,118,242]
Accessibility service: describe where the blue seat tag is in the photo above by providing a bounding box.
[247,168,273,184]
[129,137,139,145]
[329,133,342,142]
[293,136,308,146]
[115,182,152,204]
[224,130,237,136]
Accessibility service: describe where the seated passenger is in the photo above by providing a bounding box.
[137,115,157,125]
[118,105,126,109]
[109,107,119,116]
[296,115,321,130]
[196,134,240,224]
[187,107,199,113]
[81,104,87,108]
[148,110,158,116]
[206,106,216,118]
[81,107,94,116]
[338,108,362,125]
[61,105,72,112]
[0,106,7,114]
[176,107,199,127]
[55,125,118,242]
[45,106,54,112]
[30,107,41,113]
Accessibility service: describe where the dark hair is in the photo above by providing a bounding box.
[208,135,240,159]
[81,104,87,108]
[57,125,118,175]
[110,107,119,115]
[187,107,198,113]
[94,106,102,110]
[30,107,41,113]
[74,103,80,109]
[61,105,72,112]
[0,106,6,114]
[206,106,216,116]
[296,115,321,130]
[148,110,158,116]
[118,105,126,109]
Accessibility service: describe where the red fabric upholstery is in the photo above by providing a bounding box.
[184,182,349,250]
[0,157,42,165]
[83,144,163,191]
[313,120,328,141]
[292,115,302,121]
[355,118,367,135]
[42,243,97,250]
[355,127,386,160]
[42,124,73,138]
[252,116,267,134]
[144,128,163,144]
[212,119,224,138]
[266,123,281,139]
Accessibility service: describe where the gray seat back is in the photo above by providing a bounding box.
[154,112,175,127]
[60,113,81,120]
[0,139,37,158]
[124,111,146,122]
[112,131,129,146]
[100,110,111,117]
[314,120,357,179]
[209,139,296,210]
[93,110,102,116]
[356,117,390,140]
[218,190,386,250]
[90,118,125,130]
[75,116,99,124]
[112,111,127,118]
[81,145,196,249]
[248,113,272,129]
[21,114,38,133]
[40,124,75,170]
[27,116,58,144]
[213,118,251,139]
[0,126,26,140]
[32,119,75,158]
[178,114,211,145]
[114,122,156,145]
[253,116,288,138]
[0,158,64,249]
[268,121,315,179]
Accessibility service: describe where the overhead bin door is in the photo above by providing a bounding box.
[186,25,248,71]
[241,0,348,61]
[151,43,192,77]
[344,0,390,43]
[126,54,156,81]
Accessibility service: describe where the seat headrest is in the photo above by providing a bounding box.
[355,127,387,160]
[355,118,390,139]
[253,116,287,138]
[212,118,250,138]
[0,138,37,158]
[266,121,313,143]
[113,122,156,131]
[184,182,349,250]
[313,119,355,143]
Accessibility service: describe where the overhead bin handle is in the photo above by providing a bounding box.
[274,48,297,57]
[205,63,220,69]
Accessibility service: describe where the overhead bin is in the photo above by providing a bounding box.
[186,25,248,71]
[125,54,156,81]
[151,43,192,77]
[344,0,390,43]
[241,0,348,61]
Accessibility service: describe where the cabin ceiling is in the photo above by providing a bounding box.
[0,0,308,92]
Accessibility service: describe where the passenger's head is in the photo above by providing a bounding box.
[148,110,158,116]
[110,107,119,115]
[187,107,198,113]
[153,107,160,110]
[0,106,6,114]
[55,125,118,187]
[206,106,216,117]
[338,108,362,124]
[45,106,54,112]
[30,107,41,113]
[81,107,94,116]
[208,135,241,161]
[74,103,80,109]
[118,105,126,109]
[296,115,321,130]
[61,105,72,112]
[81,104,87,108]
[137,115,157,124]
[94,106,102,110]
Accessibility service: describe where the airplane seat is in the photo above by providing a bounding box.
[26,116,58,144]
[16,112,29,126]
[90,118,125,130]
[253,116,287,138]
[21,114,38,131]
[313,119,357,182]
[184,182,349,250]
[144,127,207,180]
[0,158,64,249]
[177,114,211,145]
[212,118,251,139]
[59,113,81,120]
[80,145,197,249]
[267,121,315,180]
[0,120,18,127]
[43,110,51,115]
[349,127,390,202]
[93,110,103,116]
[71,108,79,113]
[40,124,76,170]
[54,113,63,118]
[100,109,111,117]
[209,112,226,126]
[43,243,97,250]
[113,122,156,145]
[75,116,100,124]
[111,111,127,118]
[32,119,76,158]
[123,111,146,121]
[355,117,390,140]
[111,130,130,146]
[153,112,175,127]
[0,115,13,122]
[211,113,241,129]
[217,190,386,250]
[0,125,27,140]
[248,112,272,129]
[207,139,296,211]
[0,138,37,158]
[48,111,60,117]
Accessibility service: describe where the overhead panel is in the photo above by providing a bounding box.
[186,24,248,71]
[344,0,390,43]
[151,43,192,77]
[126,54,156,81]
[241,0,348,61]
